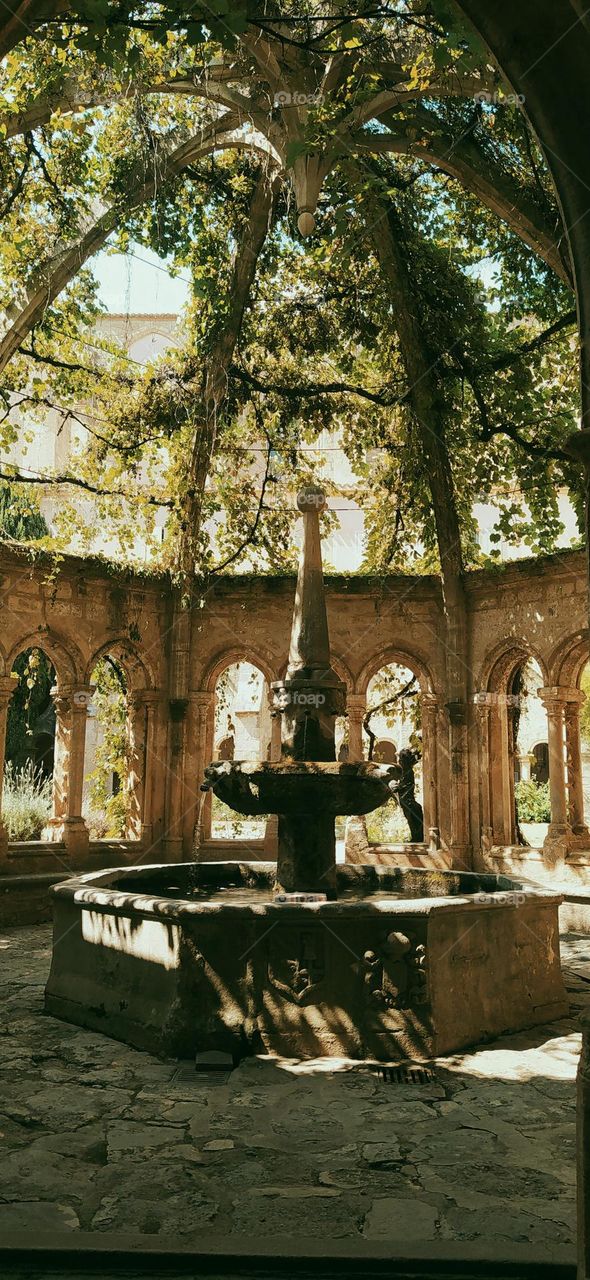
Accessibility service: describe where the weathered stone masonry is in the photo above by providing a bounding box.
[0,543,587,876]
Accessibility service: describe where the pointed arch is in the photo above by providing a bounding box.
[6,629,82,688]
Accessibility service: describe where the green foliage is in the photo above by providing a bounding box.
[6,648,54,765]
[366,801,412,845]
[2,760,52,841]
[0,483,49,541]
[85,657,129,839]
[0,2,581,577]
[514,779,551,823]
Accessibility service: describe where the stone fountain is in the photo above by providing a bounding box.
[201,486,400,898]
[45,488,568,1062]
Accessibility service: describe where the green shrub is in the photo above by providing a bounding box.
[2,761,53,841]
[366,800,411,844]
[514,779,551,823]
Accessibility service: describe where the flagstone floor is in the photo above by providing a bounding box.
[0,924,588,1248]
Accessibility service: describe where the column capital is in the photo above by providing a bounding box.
[473,692,519,709]
[129,687,161,710]
[447,698,467,725]
[190,690,215,711]
[561,686,586,705]
[0,674,18,702]
[346,694,366,713]
[51,684,94,713]
[538,686,570,710]
[473,691,495,709]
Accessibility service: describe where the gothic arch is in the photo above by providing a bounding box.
[6,629,81,688]
[203,647,277,695]
[85,639,155,691]
[355,647,435,698]
[480,638,549,695]
[548,631,590,688]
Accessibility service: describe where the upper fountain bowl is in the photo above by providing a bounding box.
[201,759,399,817]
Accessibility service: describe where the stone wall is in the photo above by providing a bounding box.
[0,543,587,873]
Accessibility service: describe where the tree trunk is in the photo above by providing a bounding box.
[365,193,470,860]
[176,171,276,582]
[166,170,275,858]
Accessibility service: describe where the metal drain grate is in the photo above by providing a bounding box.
[371,1063,435,1084]
[171,1063,233,1087]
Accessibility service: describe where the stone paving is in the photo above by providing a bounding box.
[0,924,588,1248]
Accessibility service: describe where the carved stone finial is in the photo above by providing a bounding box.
[297,485,326,513]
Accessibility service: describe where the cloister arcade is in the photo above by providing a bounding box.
[0,542,586,889]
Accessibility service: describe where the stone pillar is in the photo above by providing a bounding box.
[190,691,215,853]
[263,708,282,858]
[0,675,18,865]
[49,685,92,856]
[163,697,188,861]
[127,691,159,850]
[518,753,535,783]
[347,693,366,761]
[505,693,520,845]
[446,699,470,868]
[539,687,571,863]
[578,1009,590,1280]
[564,690,589,838]
[420,692,439,851]
[473,693,494,853]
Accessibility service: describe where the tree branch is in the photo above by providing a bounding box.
[363,675,418,761]
[0,467,173,507]
[231,362,404,406]
[210,431,273,573]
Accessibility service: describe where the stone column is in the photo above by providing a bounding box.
[499,696,517,844]
[564,689,589,838]
[192,691,215,851]
[518,753,535,783]
[0,675,18,865]
[347,693,366,761]
[446,699,470,868]
[473,693,494,853]
[49,685,92,856]
[420,692,439,851]
[263,708,281,859]
[186,691,214,854]
[163,697,188,861]
[539,687,571,862]
[127,691,159,850]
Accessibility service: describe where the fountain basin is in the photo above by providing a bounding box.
[202,759,398,816]
[44,861,568,1061]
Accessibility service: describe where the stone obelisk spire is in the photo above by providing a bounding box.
[271,486,346,896]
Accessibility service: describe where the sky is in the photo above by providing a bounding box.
[92,243,190,315]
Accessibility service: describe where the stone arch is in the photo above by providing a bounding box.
[355,647,435,698]
[203,647,278,694]
[548,631,590,689]
[6,630,81,688]
[201,649,275,845]
[480,638,549,695]
[477,638,549,851]
[85,639,155,691]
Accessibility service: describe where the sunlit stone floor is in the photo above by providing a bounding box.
[0,924,588,1247]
